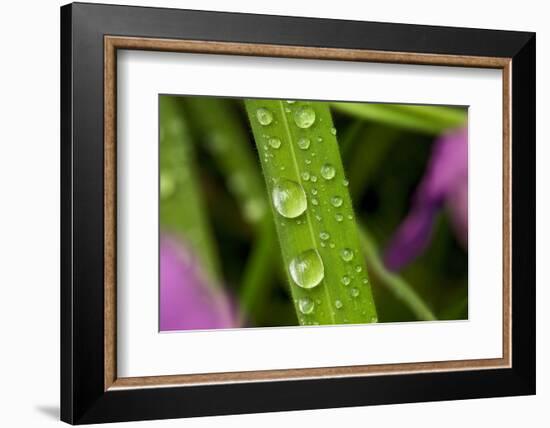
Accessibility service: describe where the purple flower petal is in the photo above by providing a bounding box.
[384,127,468,270]
[160,234,238,331]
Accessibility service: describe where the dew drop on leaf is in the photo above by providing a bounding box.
[355,265,363,273]
[272,179,307,218]
[301,171,310,181]
[330,195,343,207]
[350,287,360,298]
[335,213,344,222]
[298,297,315,315]
[298,137,311,150]
[269,137,281,149]
[340,248,354,262]
[256,108,273,125]
[319,231,330,241]
[335,300,343,309]
[330,127,337,136]
[294,106,316,129]
[289,249,325,289]
[310,175,318,183]
[341,275,351,285]
[321,163,336,180]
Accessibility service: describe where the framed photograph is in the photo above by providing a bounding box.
[60,2,535,424]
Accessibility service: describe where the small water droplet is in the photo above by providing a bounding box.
[341,275,351,285]
[298,137,311,150]
[330,127,337,136]
[311,188,318,195]
[330,195,343,207]
[301,171,310,181]
[350,287,360,298]
[317,136,323,143]
[319,231,330,241]
[160,172,176,199]
[329,242,335,249]
[347,214,353,220]
[272,179,307,218]
[289,249,325,289]
[311,198,319,206]
[335,300,343,309]
[269,137,281,149]
[310,175,318,183]
[305,159,312,165]
[370,316,378,323]
[298,297,315,315]
[320,242,326,248]
[342,179,349,187]
[286,100,296,104]
[355,265,363,273]
[335,213,344,222]
[293,107,316,129]
[315,215,322,221]
[256,108,273,126]
[340,248,354,262]
[321,163,336,180]
[363,278,369,285]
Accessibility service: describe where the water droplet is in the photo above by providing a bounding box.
[317,136,323,143]
[335,300,343,309]
[347,214,353,220]
[330,195,343,208]
[310,175,318,183]
[289,249,325,289]
[256,108,273,126]
[315,215,322,221]
[305,159,312,165]
[286,100,296,104]
[319,231,330,241]
[370,316,378,323]
[311,198,319,206]
[341,275,351,285]
[301,171,310,181]
[350,287,360,298]
[160,172,176,199]
[298,297,315,315]
[320,242,326,248]
[362,278,369,285]
[269,137,281,149]
[330,127,337,136]
[355,265,363,273]
[342,179,349,187]
[272,179,307,218]
[335,213,344,222]
[311,188,318,195]
[293,107,316,129]
[298,137,311,150]
[329,242,335,249]
[321,163,336,180]
[340,248,354,262]
[280,166,286,171]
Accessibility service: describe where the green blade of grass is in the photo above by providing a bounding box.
[183,97,268,225]
[332,102,466,135]
[359,227,436,321]
[160,96,221,282]
[245,99,377,325]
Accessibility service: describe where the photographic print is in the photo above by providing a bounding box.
[159,96,468,331]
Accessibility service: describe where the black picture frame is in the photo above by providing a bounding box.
[61,2,535,424]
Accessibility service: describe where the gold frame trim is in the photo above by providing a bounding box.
[104,36,512,391]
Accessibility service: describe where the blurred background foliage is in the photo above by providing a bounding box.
[159,95,468,330]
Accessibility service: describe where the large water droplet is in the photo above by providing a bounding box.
[321,163,336,180]
[298,137,311,150]
[289,249,325,289]
[269,137,281,149]
[298,297,315,314]
[293,107,316,129]
[340,248,355,262]
[256,108,273,126]
[272,179,307,218]
[160,172,176,199]
[331,195,343,208]
[342,178,349,187]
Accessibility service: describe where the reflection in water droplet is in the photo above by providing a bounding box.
[340,248,355,262]
[289,249,325,289]
[321,163,336,180]
[298,137,311,150]
[256,108,273,125]
[293,107,316,129]
[272,179,307,218]
[269,137,281,149]
[330,195,343,207]
[298,297,315,315]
